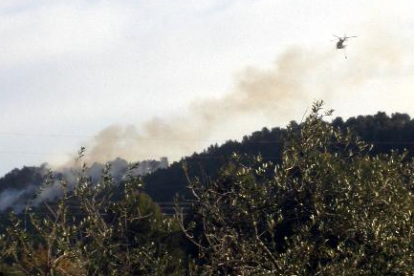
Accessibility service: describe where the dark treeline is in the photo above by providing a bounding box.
[2,112,414,204]
[2,104,414,275]
[145,111,414,202]
[0,166,46,194]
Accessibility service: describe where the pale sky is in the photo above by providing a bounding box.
[1,0,414,176]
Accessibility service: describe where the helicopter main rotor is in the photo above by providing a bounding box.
[333,34,357,58]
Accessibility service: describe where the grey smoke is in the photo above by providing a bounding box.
[85,27,413,165]
[0,157,169,212]
[2,26,413,212]
[0,187,36,213]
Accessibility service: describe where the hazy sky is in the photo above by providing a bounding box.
[1,0,414,176]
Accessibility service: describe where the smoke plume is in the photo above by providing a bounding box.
[0,158,169,212]
[1,26,412,212]
[0,188,35,212]
[85,27,413,164]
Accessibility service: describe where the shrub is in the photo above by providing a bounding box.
[0,159,184,276]
[182,101,414,275]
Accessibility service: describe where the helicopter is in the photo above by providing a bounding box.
[333,34,357,58]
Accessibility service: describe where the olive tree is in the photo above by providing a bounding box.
[0,157,184,276]
[181,101,414,275]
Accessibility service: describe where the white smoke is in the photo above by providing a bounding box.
[0,187,36,213]
[0,157,169,212]
[83,25,414,165]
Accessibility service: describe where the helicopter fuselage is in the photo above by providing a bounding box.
[336,39,346,49]
[333,34,356,59]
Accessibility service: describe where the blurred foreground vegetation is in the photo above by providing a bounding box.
[2,101,414,275]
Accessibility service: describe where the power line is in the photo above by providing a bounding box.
[0,131,287,143]
[4,131,414,144]
[2,139,414,160]
[0,132,96,139]
[0,150,74,156]
[0,131,233,142]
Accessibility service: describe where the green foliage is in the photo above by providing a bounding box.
[182,101,414,275]
[3,109,414,206]
[0,166,45,194]
[3,101,414,275]
[0,161,185,276]
[145,109,414,203]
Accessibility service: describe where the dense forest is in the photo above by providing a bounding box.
[1,105,414,274]
[2,103,414,275]
[2,111,414,207]
[144,111,414,201]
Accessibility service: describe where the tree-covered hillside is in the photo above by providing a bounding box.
[3,103,414,275]
[2,111,414,206]
[145,111,414,201]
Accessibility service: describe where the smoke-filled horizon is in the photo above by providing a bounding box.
[82,27,413,164]
[1,1,414,176]
[0,156,169,213]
